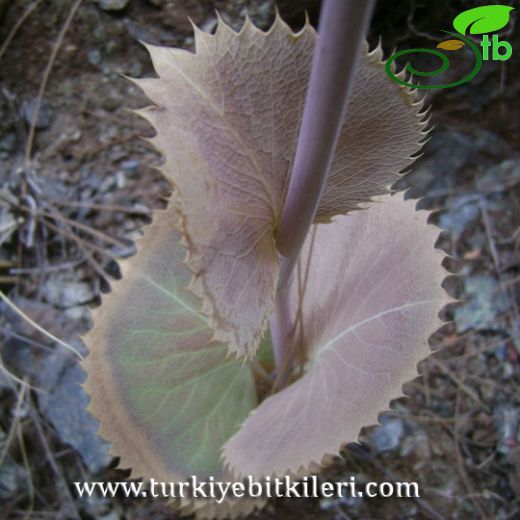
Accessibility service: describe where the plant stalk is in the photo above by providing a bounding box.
[270,275,293,372]
[271,0,376,381]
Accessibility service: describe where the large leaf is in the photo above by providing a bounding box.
[453,5,514,35]
[134,15,427,357]
[83,206,256,481]
[316,43,427,221]
[223,193,448,477]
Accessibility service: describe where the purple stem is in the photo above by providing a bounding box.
[270,276,293,371]
[271,0,375,378]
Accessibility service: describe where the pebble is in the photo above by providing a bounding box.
[115,170,126,188]
[98,0,131,11]
[43,279,95,308]
[439,195,480,239]
[108,143,126,161]
[99,175,116,193]
[0,133,16,152]
[120,159,140,172]
[22,98,52,130]
[39,364,111,473]
[99,513,121,520]
[0,458,22,501]
[371,418,404,453]
[64,305,93,327]
[0,369,10,390]
[88,48,102,66]
[454,275,510,333]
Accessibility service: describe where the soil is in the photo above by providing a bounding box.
[0,1,519,519]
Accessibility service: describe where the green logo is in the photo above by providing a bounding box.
[386,5,515,89]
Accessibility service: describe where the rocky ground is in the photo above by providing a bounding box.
[0,1,519,519]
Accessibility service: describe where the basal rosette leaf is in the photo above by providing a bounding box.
[223,193,449,477]
[83,206,256,481]
[134,14,427,358]
[132,16,313,359]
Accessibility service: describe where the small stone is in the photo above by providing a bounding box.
[110,242,136,259]
[0,369,10,390]
[105,40,117,55]
[99,175,116,192]
[0,133,16,152]
[39,364,111,473]
[120,159,140,172]
[64,305,93,328]
[372,418,404,453]
[454,275,510,333]
[98,0,131,11]
[494,343,509,362]
[22,98,52,130]
[93,24,105,41]
[503,362,514,379]
[87,49,102,66]
[115,170,126,188]
[496,406,520,454]
[43,278,95,308]
[98,512,121,520]
[109,143,126,161]
[439,195,480,239]
[0,458,23,501]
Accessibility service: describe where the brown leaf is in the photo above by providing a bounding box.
[133,16,310,357]
[436,39,466,51]
[223,193,449,477]
[316,43,427,221]
[134,15,427,357]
